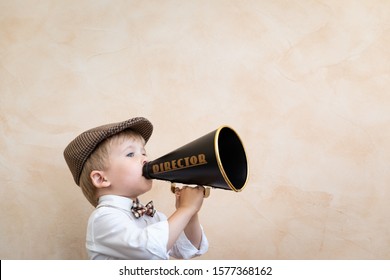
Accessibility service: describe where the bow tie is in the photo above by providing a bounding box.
[131,199,156,218]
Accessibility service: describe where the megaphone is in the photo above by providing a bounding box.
[143,126,249,195]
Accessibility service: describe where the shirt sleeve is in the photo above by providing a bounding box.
[169,226,209,259]
[87,208,170,260]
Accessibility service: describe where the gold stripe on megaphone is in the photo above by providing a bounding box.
[142,126,249,195]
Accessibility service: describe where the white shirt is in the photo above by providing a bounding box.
[86,195,208,260]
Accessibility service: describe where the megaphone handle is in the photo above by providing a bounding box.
[170,183,210,198]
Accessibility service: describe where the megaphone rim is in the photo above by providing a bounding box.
[214,125,249,192]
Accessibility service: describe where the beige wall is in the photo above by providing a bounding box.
[1,0,390,259]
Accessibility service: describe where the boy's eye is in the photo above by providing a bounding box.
[126,152,135,157]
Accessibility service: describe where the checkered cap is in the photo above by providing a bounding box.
[63,117,153,185]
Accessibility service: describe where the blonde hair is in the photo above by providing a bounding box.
[79,129,145,207]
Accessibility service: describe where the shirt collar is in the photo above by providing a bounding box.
[97,195,135,211]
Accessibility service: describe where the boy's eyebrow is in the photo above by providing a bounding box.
[121,144,146,153]
[121,144,135,153]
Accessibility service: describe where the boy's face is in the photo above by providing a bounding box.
[103,136,152,199]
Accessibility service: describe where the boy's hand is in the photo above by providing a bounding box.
[175,186,204,213]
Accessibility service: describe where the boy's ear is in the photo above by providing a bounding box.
[90,170,110,188]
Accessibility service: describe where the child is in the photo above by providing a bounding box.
[63,117,208,259]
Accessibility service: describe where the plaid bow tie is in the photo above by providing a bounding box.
[131,199,156,218]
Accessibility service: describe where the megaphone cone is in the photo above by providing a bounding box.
[143,126,249,192]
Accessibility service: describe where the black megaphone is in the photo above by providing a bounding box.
[142,126,249,193]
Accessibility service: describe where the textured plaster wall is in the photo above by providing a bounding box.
[1,0,390,259]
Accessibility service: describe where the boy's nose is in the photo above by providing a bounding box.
[141,155,148,165]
